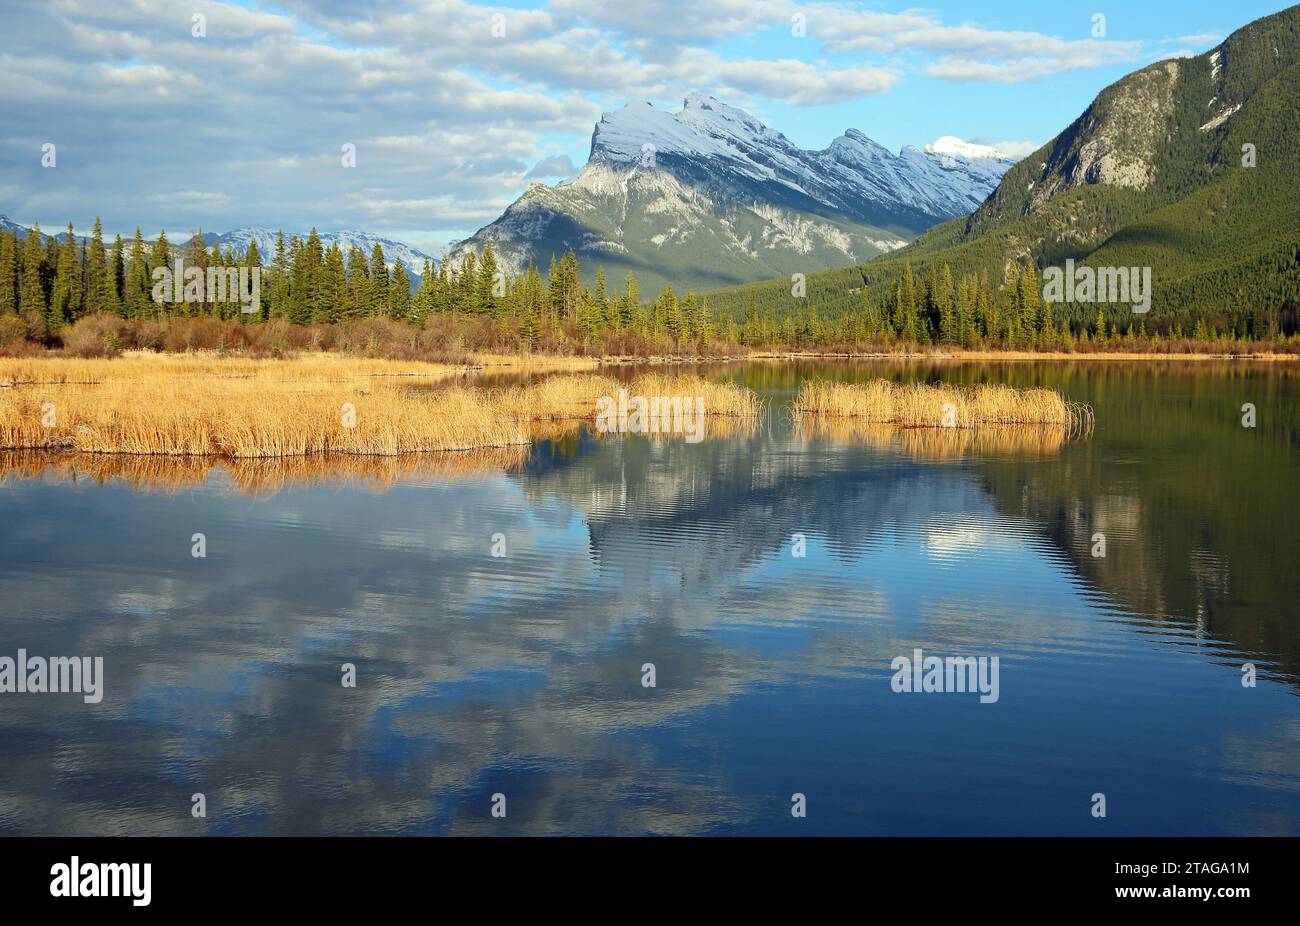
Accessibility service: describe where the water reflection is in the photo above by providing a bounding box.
[0,361,1297,835]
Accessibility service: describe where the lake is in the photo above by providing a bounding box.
[1,360,1297,835]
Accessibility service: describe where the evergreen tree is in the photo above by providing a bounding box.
[897,262,923,343]
[1017,260,1042,344]
[389,261,411,321]
[86,218,110,314]
[184,230,209,316]
[303,229,326,323]
[681,292,701,341]
[44,235,59,298]
[320,244,346,323]
[150,231,173,315]
[270,231,292,319]
[621,271,639,329]
[594,266,608,322]
[19,225,48,319]
[368,243,389,316]
[546,254,562,321]
[663,287,684,342]
[49,222,83,329]
[561,251,580,322]
[244,239,264,319]
[411,259,434,325]
[343,246,369,319]
[107,234,125,316]
[476,244,500,317]
[519,289,540,352]
[936,264,956,343]
[976,269,996,342]
[431,260,450,315]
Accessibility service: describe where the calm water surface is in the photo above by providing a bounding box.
[1,361,1298,835]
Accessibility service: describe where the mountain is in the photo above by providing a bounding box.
[0,216,87,244]
[707,5,1300,329]
[448,93,1016,294]
[206,228,436,277]
[0,215,31,237]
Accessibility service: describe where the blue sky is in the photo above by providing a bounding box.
[0,0,1290,254]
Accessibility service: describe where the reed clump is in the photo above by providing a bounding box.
[794,379,1092,435]
[507,373,624,420]
[795,418,1069,459]
[501,372,762,422]
[625,373,762,419]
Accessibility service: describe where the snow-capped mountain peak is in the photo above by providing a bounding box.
[924,136,1009,161]
[452,94,1017,295]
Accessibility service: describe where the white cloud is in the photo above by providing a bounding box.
[549,0,785,42]
[716,59,899,105]
[925,38,1143,83]
[1160,33,1222,45]
[805,5,1144,83]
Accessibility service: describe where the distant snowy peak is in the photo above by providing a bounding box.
[214,228,436,276]
[924,136,1012,162]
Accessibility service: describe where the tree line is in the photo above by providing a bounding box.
[1,219,1290,353]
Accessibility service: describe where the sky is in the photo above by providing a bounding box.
[0,0,1289,254]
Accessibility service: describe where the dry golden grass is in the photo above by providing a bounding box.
[625,373,762,418]
[497,372,762,422]
[793,379,1092,435]
[0,357,761,458]
[0,379,530,457]
[0,352,463,387]
[507,373,623,421]
[795,418,1068,459]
